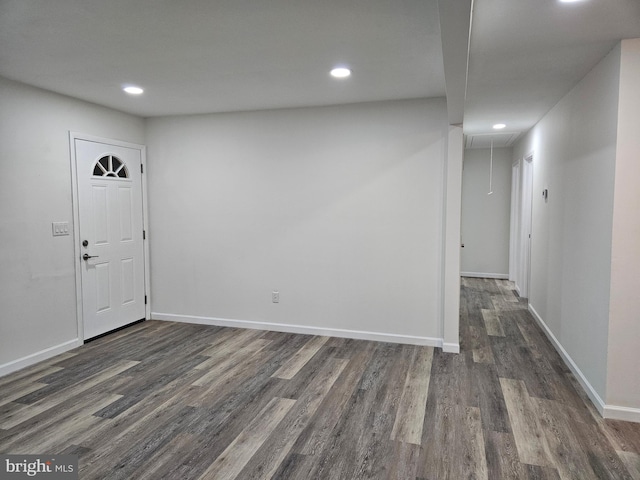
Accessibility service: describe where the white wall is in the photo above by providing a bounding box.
[606,38,640,413]
[513,45,621,404]
[461,147,512,278]
[0,77,145,372]
[146,99,450,343]
[442,126,463,352]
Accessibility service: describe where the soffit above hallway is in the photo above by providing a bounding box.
[463,0,640,146]
[0,0,446,117]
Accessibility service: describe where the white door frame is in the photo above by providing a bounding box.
[514,152,534,299]
[509,152,534,298]
[69,132,151,341]
[509,160,521,284]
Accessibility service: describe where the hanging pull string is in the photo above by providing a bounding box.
[488,138,494,195]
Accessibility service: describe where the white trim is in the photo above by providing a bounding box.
[527,304,640,423]
[528,304,606,415]
[460,272,509,279]
[69,132,151,343]
[509,159,520,282]
[603,405,640,423]
[69,133,84,341]
[140,145,151,320]
[152,312,444,347]
[519,153,534,298]
[442,342,460,353]
[0,339,81,378]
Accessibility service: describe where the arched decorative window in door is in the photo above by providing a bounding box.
[92,155,129,178]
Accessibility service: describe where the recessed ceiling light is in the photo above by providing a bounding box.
[559,0,586,3]
[330,67,351,78]
[123,85,144,95]
[493,123,506,130]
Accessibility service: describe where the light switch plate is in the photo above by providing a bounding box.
[52,222,70,236]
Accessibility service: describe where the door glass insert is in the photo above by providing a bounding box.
[93,155,129,179]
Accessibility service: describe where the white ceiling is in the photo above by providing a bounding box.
[0,0,639,137]
[464,0,640,140]
[0,0,445,117]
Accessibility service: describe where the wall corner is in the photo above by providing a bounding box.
[442,125,463,352]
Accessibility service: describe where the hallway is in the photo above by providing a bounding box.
[458,277,640,479]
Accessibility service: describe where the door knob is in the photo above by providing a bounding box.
[83,253,99,260]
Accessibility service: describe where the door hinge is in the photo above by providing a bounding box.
[140,164,144,174]
[144,295,148,305]
[143,230,146,240]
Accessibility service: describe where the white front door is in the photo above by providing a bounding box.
[74,138,146,339]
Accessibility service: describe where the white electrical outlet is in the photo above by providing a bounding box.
[272,291,279,303]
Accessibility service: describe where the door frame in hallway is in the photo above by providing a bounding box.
[510,152,533,299]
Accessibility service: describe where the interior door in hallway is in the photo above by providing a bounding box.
[74,138,146,339]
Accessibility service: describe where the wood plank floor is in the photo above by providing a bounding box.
[1,278,639,479]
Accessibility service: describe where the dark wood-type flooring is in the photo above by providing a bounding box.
[1,278,639,479]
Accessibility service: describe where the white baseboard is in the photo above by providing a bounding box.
[461,272,509,279]
[152,312,444,348]
[528,304,607,415]
[0,339,82,378]
[603,405,640,423]
[529,305,640,423]
[442,342,460,353]
[529,304,640,423]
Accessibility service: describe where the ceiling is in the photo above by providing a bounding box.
[0,0,445,117]
[464,0,640,146]
[1,0,639,140]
